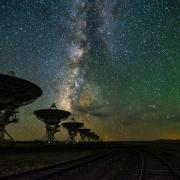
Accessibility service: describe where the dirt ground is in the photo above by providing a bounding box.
[0,150,92,177]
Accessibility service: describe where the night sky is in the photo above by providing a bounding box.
[0,0,179,141]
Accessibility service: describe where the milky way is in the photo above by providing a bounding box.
[57,0,116,113]
[57,0,90,112]
[0,0,179,140]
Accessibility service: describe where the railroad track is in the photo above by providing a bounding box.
[158,151,180,177]
[107,149,144,180]
[141,151,180,180]
[1,148,180,180]
[0,149,136,180]
[41,149,134,180]
[0,150,113,180]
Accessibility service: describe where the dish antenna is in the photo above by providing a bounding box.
[0,73,42,141]
[34,104,71,143]
[77,128,91,142]
[86,132,100,142]
[62,118,83,144]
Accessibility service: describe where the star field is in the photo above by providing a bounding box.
[0,0,179,140]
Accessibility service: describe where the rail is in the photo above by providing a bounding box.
[0,150,110,180]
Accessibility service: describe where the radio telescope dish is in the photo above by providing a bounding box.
[0,74,42,109]
[62,119,83,143]
[78,128,91,142]
[34,105,71,143]
[86,132,100,142]
[0,73,42,141]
